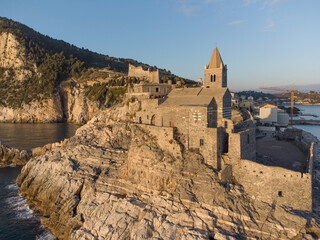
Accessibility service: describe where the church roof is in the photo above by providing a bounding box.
[208,46,223,69]
[159,87,228,108]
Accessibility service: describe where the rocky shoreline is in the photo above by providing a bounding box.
[11,103,320,239]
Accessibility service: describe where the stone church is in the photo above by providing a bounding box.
[132,47,256,170]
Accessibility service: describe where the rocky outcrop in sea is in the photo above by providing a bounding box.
[0,142,31,166]
[16,103,320,239]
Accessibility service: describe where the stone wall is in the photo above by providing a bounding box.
[127,83,172,100]
[128,64,160,83]
[223,90,232,120]
[137,125,182,158]
[233,159,312,211]
[136,104,223,169]
[229,128,256,163]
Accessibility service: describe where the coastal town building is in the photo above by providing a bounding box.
[259,104,289,127]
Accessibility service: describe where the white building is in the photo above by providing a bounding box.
[259,104,289,127]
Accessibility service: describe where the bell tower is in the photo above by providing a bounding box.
[204,46,227,88]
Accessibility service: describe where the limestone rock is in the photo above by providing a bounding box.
[16,107,320,239]
[0,142,31,166]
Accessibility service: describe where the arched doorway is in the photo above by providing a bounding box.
[151,115,156,125]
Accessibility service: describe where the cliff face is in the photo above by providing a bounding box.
[16,104,319,240]
[0,31,99,123]
[0,87,99,123]
[0,32,34,81]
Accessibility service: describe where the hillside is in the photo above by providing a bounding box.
[0,17,183,110]
[0,17,192,123]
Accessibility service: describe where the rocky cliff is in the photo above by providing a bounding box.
[0,86,100,123]
[16,103,320,239]
[0,29,100,123]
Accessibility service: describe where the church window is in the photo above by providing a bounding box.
[148,87,150,92]
[156,87,159,92]
[200,139,204,146]
[214,74,216,82]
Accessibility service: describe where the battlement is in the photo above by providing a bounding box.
[128,64,162,83]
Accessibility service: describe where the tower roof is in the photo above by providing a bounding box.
[208,46,223,69]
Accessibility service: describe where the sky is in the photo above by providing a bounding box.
[1,0,320,91]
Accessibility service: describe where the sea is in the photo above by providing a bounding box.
[293,105,320,140]
[0,123,79,240]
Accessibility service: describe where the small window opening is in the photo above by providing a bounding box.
[224,121,228,128]
[200,139,204,146]
[156,87,159,92]
[210,75,213,82]
[147,115,149,120]
[148,87,150,92]
[278,191,283,197]
[213,74,216,82]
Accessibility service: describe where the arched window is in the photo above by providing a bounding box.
[210,74,216,82]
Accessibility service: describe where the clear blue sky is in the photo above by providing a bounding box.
[1,0,319,91]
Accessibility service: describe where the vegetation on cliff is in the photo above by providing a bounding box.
[0,17,185,109]
[84,83,126,107]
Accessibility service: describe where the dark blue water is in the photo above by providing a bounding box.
[0,123,80,240]
[0,167,53,240]
[294,105,320,141]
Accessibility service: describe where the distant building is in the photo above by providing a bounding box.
[239,101,251,111]
[231,92,238,106]
[128,64,165,83]
[259,104,289,127]
[248,96,254,101]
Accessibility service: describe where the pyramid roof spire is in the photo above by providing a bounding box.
[208,46,223,69]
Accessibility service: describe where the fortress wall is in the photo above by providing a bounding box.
[128,64,160,83]
[137,124,181,158]
[233,160,312,211]
[229,128,256,163]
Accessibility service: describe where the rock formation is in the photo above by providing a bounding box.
[0,142,31,166]
[17,103,320,239]
[0,84,100,123]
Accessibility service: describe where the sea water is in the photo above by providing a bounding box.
[294,105,320,141]
[0,123,79,240]
[0,167,53,240]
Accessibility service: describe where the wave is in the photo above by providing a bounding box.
[36,228,54,240]
[5,183,19,191]
[0,164,16,168]
[5,195,35,220]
